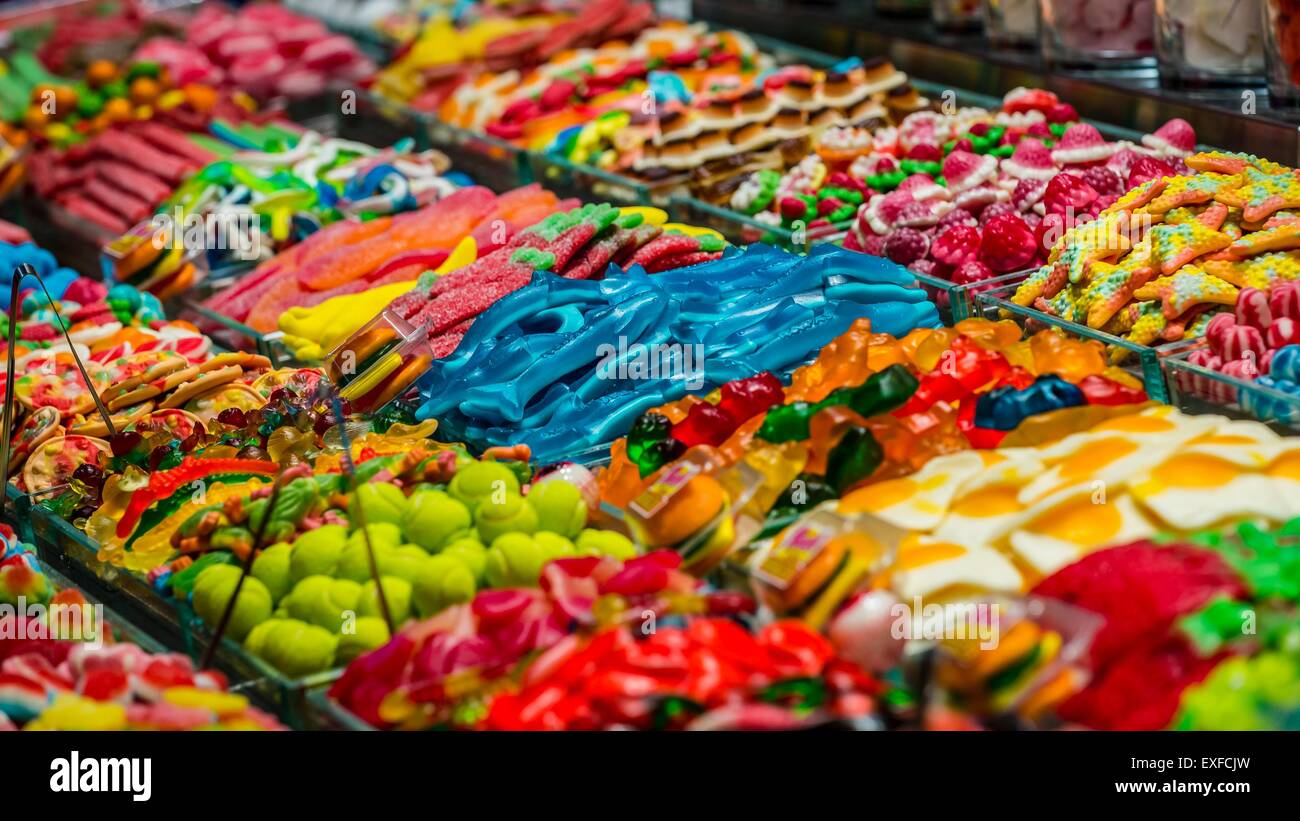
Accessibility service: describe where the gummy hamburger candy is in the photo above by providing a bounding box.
[413,243,940,464]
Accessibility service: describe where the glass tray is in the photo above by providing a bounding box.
[1163,343,1300,430]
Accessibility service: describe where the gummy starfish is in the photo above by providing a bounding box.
[1105,300,1167,349]
[1146,220,1233,275]
[1203,251,1300,289]
[1011,263,1066,307]
[1144,173,1239,214]
[1213,165,1300,224]
[1101,177,1166,217]
[1132,266,1239,318]
[1081,239,1155,329]
[1047,215,1133,284]
[1186,150,1289,177]
[1229,220,1300,256]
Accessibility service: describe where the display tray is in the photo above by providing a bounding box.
[16,490,339,728]
[1163,343,1300,430]
[177,295,295,366]
[305,687,376,731]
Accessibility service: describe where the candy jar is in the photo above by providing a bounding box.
[1038,0,1157,68]
[1264,0,1300,103]
[983,0,1039,46]
[1156,0,1265,85]
[933,0,984,29]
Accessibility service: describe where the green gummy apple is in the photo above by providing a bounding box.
[534,531,576,563]
[337,616,391,663]
[576,528,638,561]
[387,545,432,583]
[349,481,408,528]
[283,576,362,632]
[411,553,478,618]
[335,539,395,583]
[191,565,272,642]
[288,524,348,583]
[441,537,487,583]
[401,490,472,552]
[358,576,412,625]
[528,479,587,538]
[242,617,286,659]
[484,532,543,588]
[447,461,519,513]
[260,619,338,678]
[475,492,538,543]
[251,542,293,604]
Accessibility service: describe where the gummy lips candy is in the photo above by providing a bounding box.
[414,244,941,463]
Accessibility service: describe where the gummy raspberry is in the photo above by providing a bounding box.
[1046,102,1078,123]
[895,201,940,228]
[931,225,981,267]
[908,259,938,278]
[1081,166,1123,196]
[858,231,886,257]
[907,143,942,162]
[968,122,991,137]
[978,214,1037,272]
[1042,173,1100,216]
[937,208,979,229]
[883,228,929,265]
[1126,155,1176,189]
[1010,178,1047,212]
[951,260,993,285]
[950,137,975,154]
[979,201,1018,224]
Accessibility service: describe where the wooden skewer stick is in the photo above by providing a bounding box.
[19,263,116,437]
[200,469,287,670]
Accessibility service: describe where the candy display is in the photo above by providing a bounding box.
[5,0,1300,744]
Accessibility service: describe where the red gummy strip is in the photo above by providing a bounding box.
[643,249,723,273]
[58,195,129,234]
[543,222,599,271]
[94,129,193,184]
[83,177,153,223]
[626,231,698,270]
[95,160,173,204]
[367,249,451,281]
[612,224,663,268]
[407,268,532,336]
[126,121,218,167]
[561,226,638,280]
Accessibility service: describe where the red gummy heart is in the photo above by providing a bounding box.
[979,214,1037,272]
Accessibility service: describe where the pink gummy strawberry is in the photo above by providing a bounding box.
[1010,178,1048,212]
[883,228,929,265]
[1046,102,1078,124]
[951,260,993,285]
[1042,173,1099,216]
[1001,137,1056,180]
[1051,123,1115,165]
[930,225,981,267]
[1026,121,1054,141]
[1126,155,1176,189]
[937,208,979,229]
[942,150,996,191]
[1003,87,1059,114]
[978,214,1036,272]
[895,201,940,228]
[907,143,942,162]
[1142,118,1196,157]
[1081,166,1124,196]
